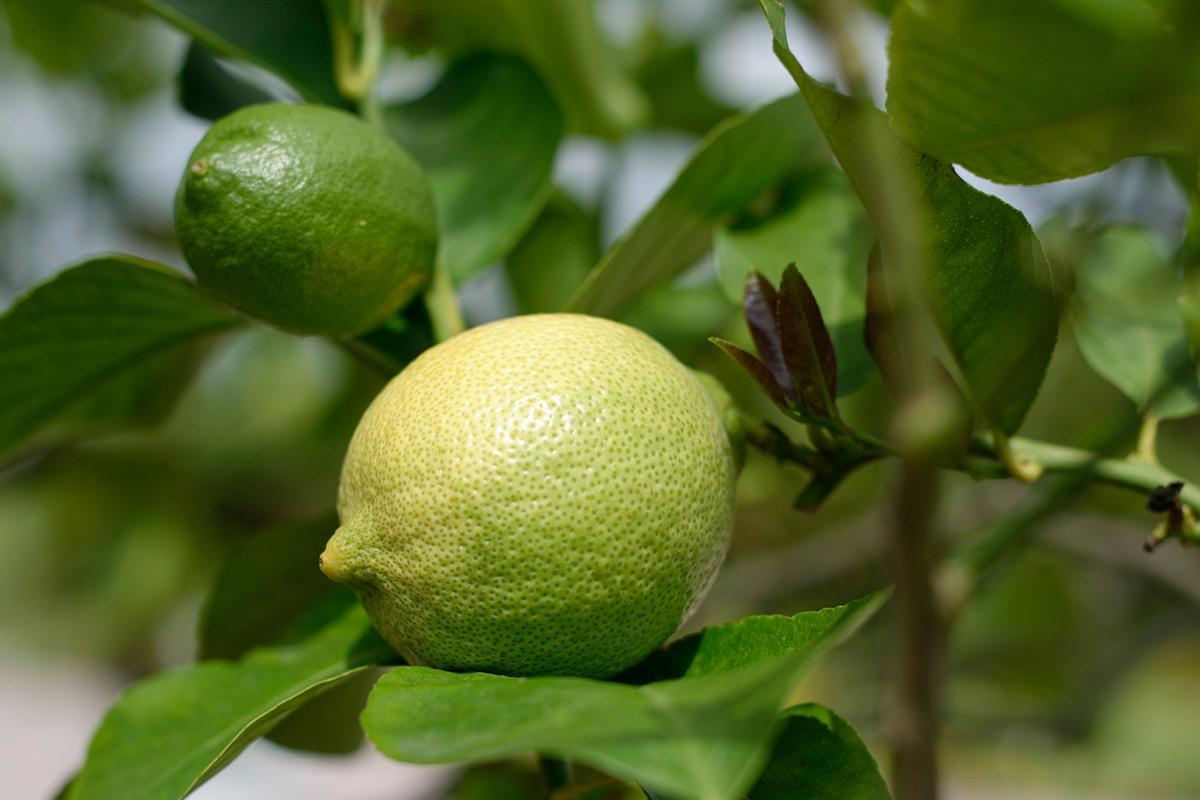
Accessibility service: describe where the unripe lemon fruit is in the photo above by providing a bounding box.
[175,103,437,336]
[321,314,737,677]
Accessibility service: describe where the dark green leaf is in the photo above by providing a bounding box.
[506,192,600,314]
[747,704,890,800]
[177,42,276,121]
[136,0,345,105]
[387,53,564,285]
[761,0,1058,434]
[387,0,646,138]
[717,169,873,396]
[199,512,374,754]
[1072,226,1200,418]
[569,94,824,318]
[710,338,789,410]
[887,0,1200,184]
[363,592,886,800]
[32,339,211,451]
[70,593,394,800]
[776,264,838,416]
[200,513,338,659]
[0,255,243,459]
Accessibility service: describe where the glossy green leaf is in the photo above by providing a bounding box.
[388,0,646,138]
[716,170,873,395]
[761,1,1058,434]
[569,94,823,318]
[177,42,275,121]
[506,193,600,314]
[70,594,393,800]
[1072,226,1200,418]
[887,0,1200,184]
[136,0,344,105]
[0,255,243,459]
[622,590,889,683]
[199,513,376,754]
[387,53,564,285]
[747,704,890,800]
[363,592,886,800]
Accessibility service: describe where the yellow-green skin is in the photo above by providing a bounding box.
[175,103,437,337]
[322,314,737,677]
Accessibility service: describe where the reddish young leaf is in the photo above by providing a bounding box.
[743,272,792,397]
[776,264,838,416]
[710,337,790,410]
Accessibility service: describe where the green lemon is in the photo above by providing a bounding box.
[175,103,437,336]
[321,313,737,677]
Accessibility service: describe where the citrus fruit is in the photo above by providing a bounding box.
[174,103,436,336]
[320,313,737,677]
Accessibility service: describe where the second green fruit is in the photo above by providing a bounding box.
[175,103,437,336]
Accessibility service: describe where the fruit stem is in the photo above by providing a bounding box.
[424,261,465,342]
[1134,415,1160,464]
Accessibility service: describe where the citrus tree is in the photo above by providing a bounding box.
[3,1,1199,799]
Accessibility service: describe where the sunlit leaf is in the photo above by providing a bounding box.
[887,0,1200,184]
[70,594,394,800]
[1072,226,1200,418]
[363,592,886,800]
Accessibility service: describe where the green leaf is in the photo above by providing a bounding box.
[387,53,564,285]
[199,512,374,754]
[0,255,243,459]
[388,0,646,138]
[761,1,1058,434]
[887,0,1200,184]
[199,512,338,659]
[177,42,275,121]
[716,169,873,396]
[70,593,394,800]
[569,94,823,318]
[32,339,212,451]
[1072,226,1200,418]
[363,592,886,800]
[747,704,890,800]
[621,590,889,683]
[506,192,600,314]
[135,0,345,105]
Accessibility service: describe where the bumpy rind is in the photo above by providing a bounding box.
[325,314,737,677]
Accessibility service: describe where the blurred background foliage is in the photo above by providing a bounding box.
[1,0,1198,798]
